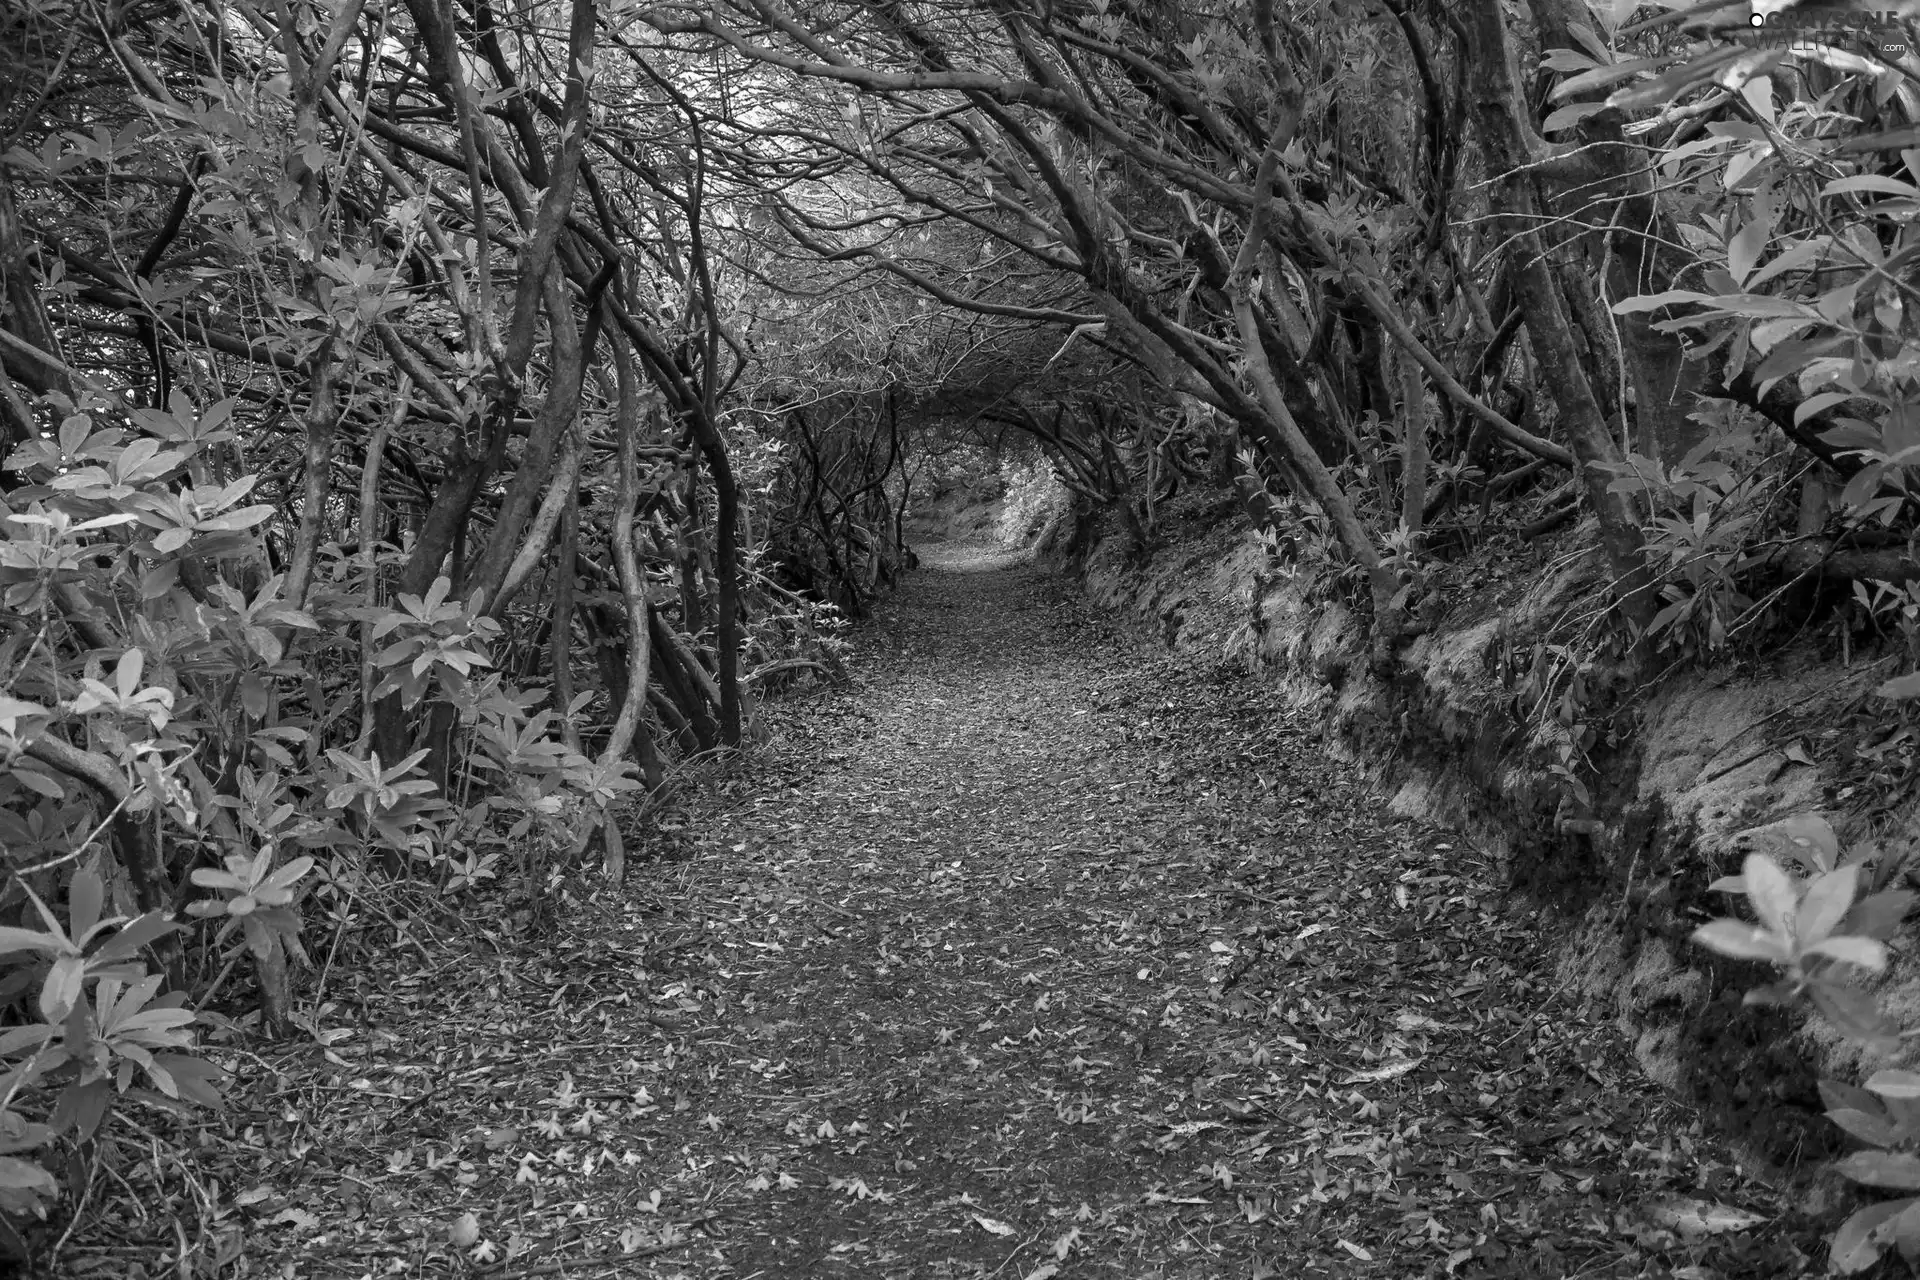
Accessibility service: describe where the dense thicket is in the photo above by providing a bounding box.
[1,0,1917,1257]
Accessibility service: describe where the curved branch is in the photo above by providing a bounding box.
[20,735,171,911]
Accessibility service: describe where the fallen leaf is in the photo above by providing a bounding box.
[973,1214,1017,1236]
[272,1208,319,1233]
[1337,1238,1373,1260]
[1642,1197,1768,1237]
[1393,1011,1446,1032]
[1162,1119,1224,1138]
[1340,1056,1424,1084]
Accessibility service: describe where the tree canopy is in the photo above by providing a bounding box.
[1,0,1918,1256]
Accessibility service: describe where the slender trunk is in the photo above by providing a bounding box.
[648,608,721,750]
[579,603,629,738]
[500,0,598,370]
[489,419,584,618]
[552,479,582,754]
[1527,0,1707,464]
[387,0,594,615]
[1465,0,1652,629]
[678,484,705,635]
[688,419,743,744]
[591,361,655,885]
[1269,187,1571,469]
[1400,346,1428,540]
[468,271,588,610]
[281,362,340,609]
[359,384,406,744]
[276,0,365,609]
[793,410,861,609]
[423,702,458,795]
[253,936,291,1039]
[131,170,198,409]
[0,168,67,477]
[648,681,701,756]
[600,300,746,743]
[634,712,664,790]
[602,337,654,769]
[0,168,73,416]
[1227,133,1405,664]
[894,467,913,557]
[395,449,490,600]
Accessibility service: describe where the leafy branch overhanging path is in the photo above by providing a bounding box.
[74,547,1796,1278]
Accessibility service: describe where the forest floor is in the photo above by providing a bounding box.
[65,544,1821,1280]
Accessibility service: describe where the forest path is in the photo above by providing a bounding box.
[86,546,1792,1280]
[567,544,1773,1279]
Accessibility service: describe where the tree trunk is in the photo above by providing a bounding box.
[0,167,72,454]
[1399,345,1428,540]
[1526,0,1709,464]
[253,937,292,1039]
[467,270,588,610]
[648,681,702,756]
[489,419,585,619]
[688,420,744,745]
[1226,134,1406,667]
[601,333,655,786]
[359,385,405,744]
[648,608,722,751]
[276,0,365,608]
[280,362,340,610]
[1464,0,1652,630]
[552,481,582,754]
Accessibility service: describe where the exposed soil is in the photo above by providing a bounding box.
[63,543,1827,1279]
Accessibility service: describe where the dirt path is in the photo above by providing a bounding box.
[69,546,1801,1280]
[571,546,1792,1279]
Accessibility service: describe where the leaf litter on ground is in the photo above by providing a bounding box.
[62,541,1824,1279]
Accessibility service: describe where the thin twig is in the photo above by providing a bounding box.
[47,1139,100,1264]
